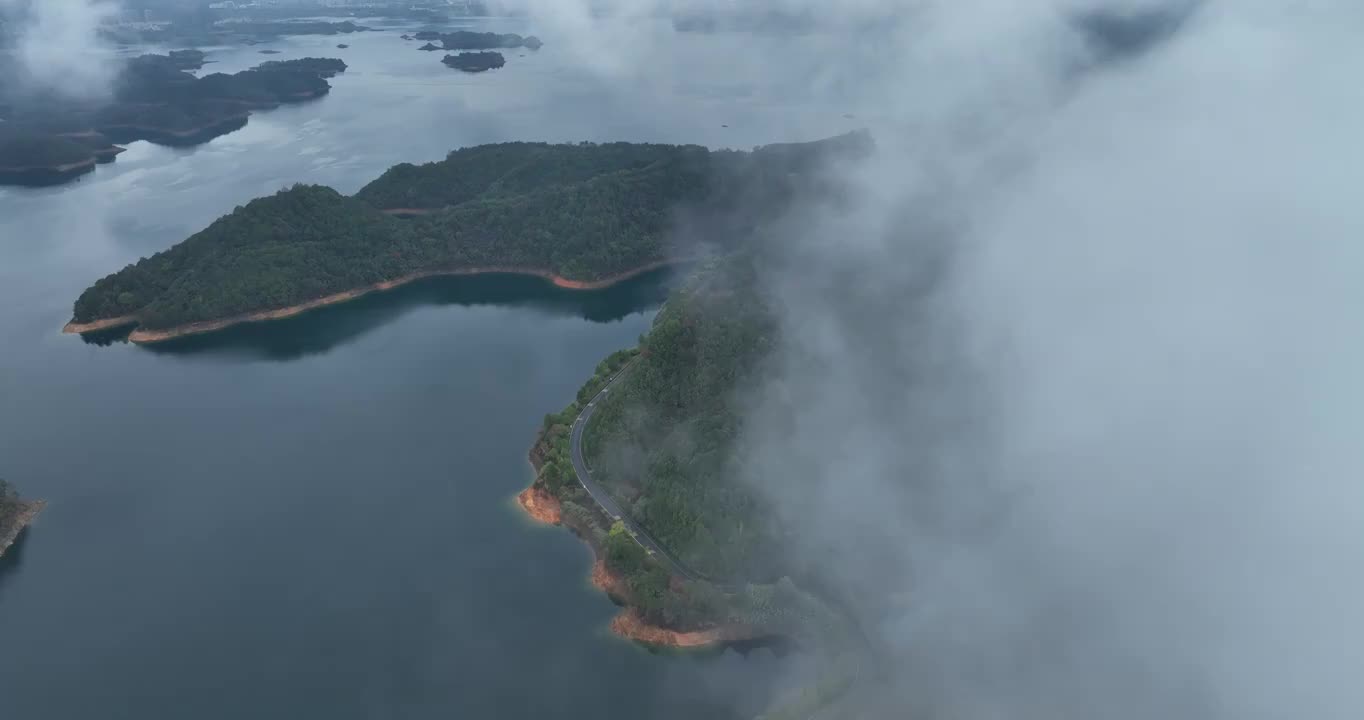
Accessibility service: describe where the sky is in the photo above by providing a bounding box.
[512,1,1364,717]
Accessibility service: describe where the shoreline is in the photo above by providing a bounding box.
[0,157,98,174]
[99,113,252,139]
[0,500,46,559]
[63,314,140,335]
[519,437,760,650]
[64,261,678,343]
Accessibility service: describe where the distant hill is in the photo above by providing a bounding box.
[0,55,347,186]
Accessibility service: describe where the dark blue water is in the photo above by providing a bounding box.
[0,17,855,719]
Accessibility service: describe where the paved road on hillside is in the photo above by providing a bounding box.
[572,363,870,718]
[569,362,726,587]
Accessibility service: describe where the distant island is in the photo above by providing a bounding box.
[443,51,505,73]
[65,132,872,342]
[0,55,347,187]
[0,478,44,559]
[412,30,542,50]
[103,19,371,46]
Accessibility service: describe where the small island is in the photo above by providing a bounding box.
[0,55,348,187]
[254,58,347,79]
[64,132,872,342]
[442,51,505,73]
[418,42,441,52]
[413,30,542,50]
[0,478,44,559]
[167,49,208,70]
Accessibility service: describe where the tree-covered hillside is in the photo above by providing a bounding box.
[72,186,424,329]
[0,133,92,169]
[354,141,710,211]
[70,134,871,332]
[584,255,783,581]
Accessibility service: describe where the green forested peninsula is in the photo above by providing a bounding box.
[526,254,860,662]
[584,256,780,582]
[68,133,871,337]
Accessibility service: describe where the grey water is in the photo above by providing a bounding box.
[0,17,859,719]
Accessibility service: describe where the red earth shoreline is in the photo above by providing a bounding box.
[519,434,759,650]
[63,261,677,343]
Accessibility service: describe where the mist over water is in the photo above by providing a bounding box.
[0,21,850,720]
[516,0,1364,716]
[769,3,1364,718]
[1,1,1359,717]
[0,0,120,95]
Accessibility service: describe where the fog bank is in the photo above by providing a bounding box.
[513,1,1364,716]
[0,0,120,97]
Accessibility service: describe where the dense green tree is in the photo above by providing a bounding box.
[70,133,872,330]
[585,256,783,582]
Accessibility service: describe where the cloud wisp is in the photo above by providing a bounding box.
[0,0,121,98]
[513,0,1364,716]
[737,2,1364,718]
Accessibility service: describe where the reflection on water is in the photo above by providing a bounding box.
[83,268,678,361]
[0,528,31,590]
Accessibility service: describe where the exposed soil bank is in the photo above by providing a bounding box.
[0,500,46,559]
[64,261,677,343]
[611,611,757,649]
[516,485,562,525]
[63,315,139,335]
[521,434,757,650]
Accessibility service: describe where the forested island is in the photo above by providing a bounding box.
[66,132,872,343]
[0,55,347,187]
[443,51,505,73]
[412,30,542,50]
[0,479,44,560]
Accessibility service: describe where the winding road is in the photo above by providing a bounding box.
[569,361,723,586]
[571,361,870,718]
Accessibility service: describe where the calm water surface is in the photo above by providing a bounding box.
[0,18,855,718]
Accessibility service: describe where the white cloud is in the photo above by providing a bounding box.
[511,1,1364,715]
[1,0,121,97]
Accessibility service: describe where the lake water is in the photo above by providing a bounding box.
[0,16,858,719]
